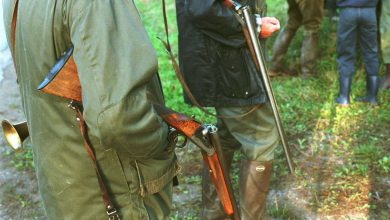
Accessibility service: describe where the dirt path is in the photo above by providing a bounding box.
[0,48,46,220]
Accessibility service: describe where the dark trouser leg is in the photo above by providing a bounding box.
[355,8,379,105]
[239,160,272,220]
[336,8,357,105]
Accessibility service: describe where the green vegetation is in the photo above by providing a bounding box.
[4,141,34,171]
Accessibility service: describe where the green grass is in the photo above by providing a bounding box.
[4,141,34,171]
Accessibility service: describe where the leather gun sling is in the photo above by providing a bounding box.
[10,0,19,62]
[161,0,259,119]
[10,1,119,219]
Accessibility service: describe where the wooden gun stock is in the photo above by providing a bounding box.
[153,103,240,219]
[202,151,234,216]
[36,47,82,102]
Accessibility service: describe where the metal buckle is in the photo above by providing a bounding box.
[106,206,120,220]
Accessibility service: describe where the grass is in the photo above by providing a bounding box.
[4,141,34,171]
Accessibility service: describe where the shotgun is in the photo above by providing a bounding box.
[223,0,295,174]
[33,45,240,219]
[153,103,240,219]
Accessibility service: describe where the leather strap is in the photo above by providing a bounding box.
[70,102,120,220]
[11,0,19,61]
[11,2,119,219]
[161,0,259,119]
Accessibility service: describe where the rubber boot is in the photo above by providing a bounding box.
[301,32,319,78]
[379,64,390,90]
[335,76,352,107]
[239,160,272,220]
[201,151,235,220]
[355,76,379,105]
[269,28,297,76]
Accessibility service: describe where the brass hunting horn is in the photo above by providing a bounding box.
[1,120,29,152]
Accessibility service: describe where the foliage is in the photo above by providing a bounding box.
[4,142,34,171]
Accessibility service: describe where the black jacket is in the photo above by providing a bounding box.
[176,0,267,107]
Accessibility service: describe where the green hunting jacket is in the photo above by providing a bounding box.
[381,0,390,64]
[3,0,179,219]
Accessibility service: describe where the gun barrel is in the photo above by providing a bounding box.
[239,6,295,174]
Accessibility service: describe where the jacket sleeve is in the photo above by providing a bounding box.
[67,0,168,158]
[185,0,244,41]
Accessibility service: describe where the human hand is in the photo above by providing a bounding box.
[259,17,280,39]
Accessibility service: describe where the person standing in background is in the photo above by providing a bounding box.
[269,0,324,77]
[176,0,281,219]
[379,0,390,90]
[335,0,380,106]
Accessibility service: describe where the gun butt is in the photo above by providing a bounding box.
[37,47,82,102]
[153,103,201,138]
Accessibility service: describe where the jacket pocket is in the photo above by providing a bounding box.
[97,86,168,159]
[98,148,132,195]
[215,44,261,99]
